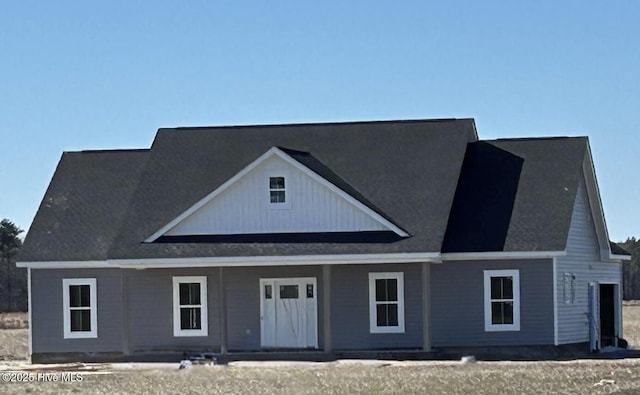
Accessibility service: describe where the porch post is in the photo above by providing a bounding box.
[219,267,228,354]
[122,269,131,356]
[422,262,431,351]
[322,264,332,352]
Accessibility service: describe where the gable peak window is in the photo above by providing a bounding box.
[269,176,286,204]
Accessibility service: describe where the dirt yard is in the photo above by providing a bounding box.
[0,307,639,394]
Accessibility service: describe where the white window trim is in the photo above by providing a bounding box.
[62,278,98,339]
[267,174,290,209]
[368,272,405,334]
[484,269,520,332]
[172,276,208,337]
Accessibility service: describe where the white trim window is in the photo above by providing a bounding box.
[172,276,208,337]
[369,272,405,333]
[269,176,286,203]
[268,176,290,208]
[484,270,520,332]
[62,278,97,339]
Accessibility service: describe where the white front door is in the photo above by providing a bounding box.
[260,277,318,348]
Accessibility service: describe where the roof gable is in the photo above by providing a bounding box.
[581,143,627,260]
[146,147,408,241]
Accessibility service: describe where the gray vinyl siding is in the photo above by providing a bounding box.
[34,264,424,354]
[331,263,423,350]
[31,269,124,353]
[431,259,554,347]
[225,266,323,351]
[126,268,221,352]
[556,178,622,345]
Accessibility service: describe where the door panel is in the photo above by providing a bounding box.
[305,283,317,348]
[260,280,276,347]
[275,282,306,348]
[260,278,317,349]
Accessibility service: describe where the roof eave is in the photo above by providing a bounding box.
[440,250,566,261]
[17,249,570,269]
[16,252,442,269]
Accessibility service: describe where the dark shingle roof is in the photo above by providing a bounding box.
[443,137,588,252]
[20,119,478,262]
[278,147,407,235]
[20,120,603,262]
[441,142,524,252]
[19,149,149,261]
[610,241,631,256]
[108,119,477,259]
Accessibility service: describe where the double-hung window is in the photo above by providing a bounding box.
[369,272,405,333]
[269,177,286,204]
[484,270,520,331]
[172,276,208,337]
[62,278,97,339]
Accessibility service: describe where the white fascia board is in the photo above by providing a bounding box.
[19,250,572,269]
[18,253,442,269]
[144,147,409,242]
[607,254,632,262]
[16,260,112,269]
[112,252,441,268]
[582,144,614,258]
[441,250,566,261]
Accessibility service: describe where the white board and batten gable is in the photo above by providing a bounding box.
[146,147,408,240]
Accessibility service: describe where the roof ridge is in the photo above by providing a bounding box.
[487,136,587,142]
[65,148,150,154]
[161,118,474,131]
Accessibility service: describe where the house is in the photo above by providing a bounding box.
[17,118,631,363]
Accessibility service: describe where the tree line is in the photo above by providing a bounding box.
[620,237,640,300]
[0,219,27,312]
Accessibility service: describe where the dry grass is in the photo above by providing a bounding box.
[0,312,29,361]
[0,313,28,330]
[1,308,640,394]
[1,360,640,394]
[623,303,640,347]
[0,329,28,361]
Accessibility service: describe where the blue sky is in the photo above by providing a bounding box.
[1,1,638,241]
